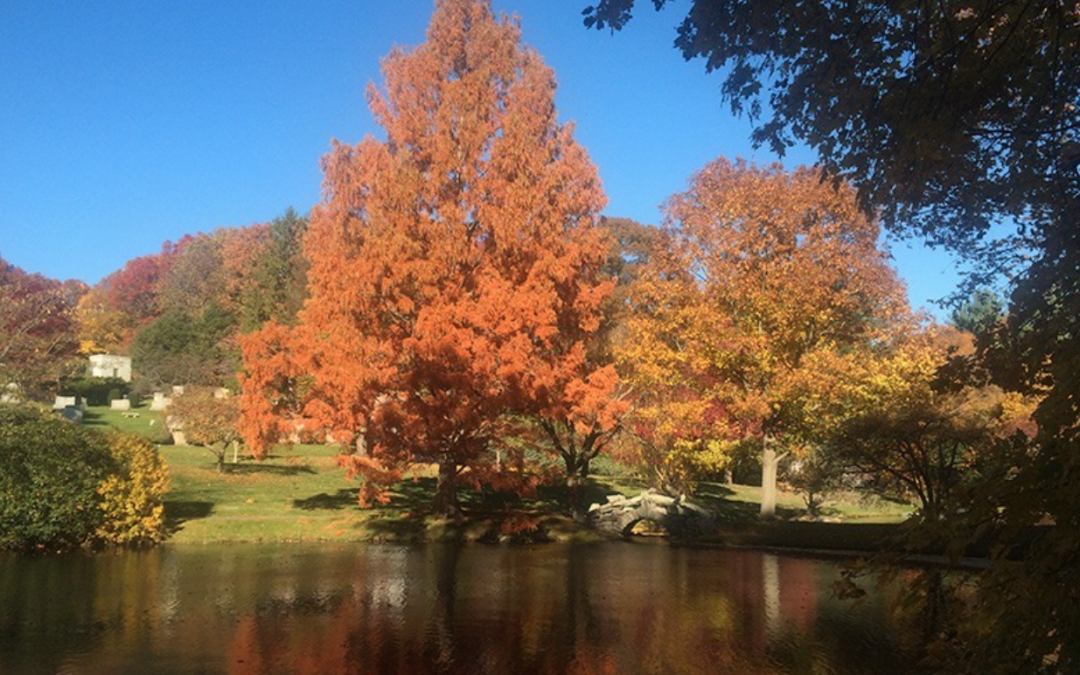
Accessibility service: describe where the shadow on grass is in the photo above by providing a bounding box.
[81,409,108,427]
[363,511,431,541]
[163,500,213,535]
[692,482,737,501]
[294,479,435,512]
[293,488,359,511]
[223,463,316,477]
[691,482,804,524]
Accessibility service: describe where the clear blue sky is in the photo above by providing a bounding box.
[0,0,964,315]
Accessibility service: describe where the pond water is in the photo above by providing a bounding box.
[0,542,921,674]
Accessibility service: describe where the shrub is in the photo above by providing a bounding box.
[0,406,113,550]
[142,421,174,446]
[0,405,170,551]
[59,376,129,406]
[95,433,169,546]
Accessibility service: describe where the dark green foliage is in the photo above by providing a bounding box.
[0,406,114,551]
[584,2,1078,248]
[950,288,1004,338]
[239,207,308,332]
[131,305,236,388]
[59,376,129,407]
[142,421,174,446]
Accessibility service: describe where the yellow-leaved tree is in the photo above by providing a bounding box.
[621,158,909,516]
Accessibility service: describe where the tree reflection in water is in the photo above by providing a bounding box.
[0,543,921,674]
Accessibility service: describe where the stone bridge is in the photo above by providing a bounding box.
[587,489,714,538]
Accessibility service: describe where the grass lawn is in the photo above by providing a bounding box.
[157,443,635,544]
[85,405,911,548]
[83,403,169,440]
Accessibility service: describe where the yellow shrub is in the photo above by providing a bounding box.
[96,432,170,546]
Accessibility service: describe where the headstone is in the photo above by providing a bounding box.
[171,385,185,396]
[110,399,131,411]
[150,392,171,411]
[59,406,84,424]
[213,387,230,399]
[53,395,77,411]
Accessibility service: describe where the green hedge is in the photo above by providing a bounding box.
[59,377,130,407]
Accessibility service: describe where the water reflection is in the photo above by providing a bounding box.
[0,543,917,674]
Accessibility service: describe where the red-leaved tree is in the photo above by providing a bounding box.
[0,256,82,399]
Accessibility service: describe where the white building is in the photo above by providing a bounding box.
[89,354,132,382]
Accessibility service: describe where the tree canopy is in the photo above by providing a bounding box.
[583,1,1078,243]
[0,256,82,399]
[242,0,612,515]
[581,3,1080,669]
[618,158,909,513]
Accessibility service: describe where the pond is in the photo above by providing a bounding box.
[0,542,923,674]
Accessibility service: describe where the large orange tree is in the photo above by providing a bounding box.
[629,158,909,517]
[241,0,609,515]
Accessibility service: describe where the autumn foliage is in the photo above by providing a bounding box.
[241,0,611,514]
[0,406,169,551]
[169,387,242,472]
[0,256,83,398]
[618,159,909,511]
[95,431,171,546]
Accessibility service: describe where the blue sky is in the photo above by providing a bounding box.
[0,0,964,315]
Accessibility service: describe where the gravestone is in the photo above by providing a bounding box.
[166,415,185,446]
[150,392,171,411]
[53,395,77,411]
[110,399,131,411]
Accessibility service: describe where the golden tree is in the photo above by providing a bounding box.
[624,158,909,516]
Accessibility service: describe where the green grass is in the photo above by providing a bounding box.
[83,404,169,440]
[83,407,910,547]
[692,482,913,524]
[156,449,910,545]
[157,443,619,544]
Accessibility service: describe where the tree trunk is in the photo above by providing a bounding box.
[760,437,778,519]
[566,470,587,522]
[434,457,461,518]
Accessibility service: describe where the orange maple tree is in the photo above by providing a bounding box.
[241,0,609,515]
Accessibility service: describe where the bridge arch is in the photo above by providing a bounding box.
[587,490,713,539]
